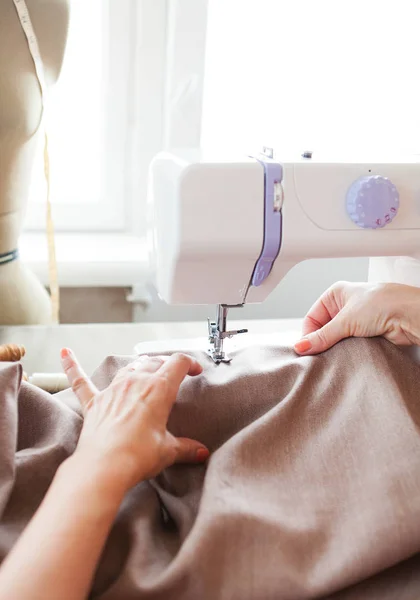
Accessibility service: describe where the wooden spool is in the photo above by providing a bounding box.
[0,344,28,380]
[0,344,26,362]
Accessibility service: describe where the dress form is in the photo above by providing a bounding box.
[0,0,69,324]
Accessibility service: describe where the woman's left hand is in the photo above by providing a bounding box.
[0,351,209,600]
[61,350,209,495]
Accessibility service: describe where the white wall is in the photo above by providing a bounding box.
[134,257,368,323]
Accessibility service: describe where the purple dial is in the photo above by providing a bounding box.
[346,175,399,229]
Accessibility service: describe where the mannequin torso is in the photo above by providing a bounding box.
[0,0,69,324]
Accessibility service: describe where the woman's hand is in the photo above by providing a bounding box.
[0,351,209,600]
[294,282,420,355]
[61,350,209,495]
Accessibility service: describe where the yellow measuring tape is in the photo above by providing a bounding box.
[12,0,60,324]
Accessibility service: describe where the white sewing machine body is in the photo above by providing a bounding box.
[148,148,420,361]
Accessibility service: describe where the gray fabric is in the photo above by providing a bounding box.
[1,338,420,598]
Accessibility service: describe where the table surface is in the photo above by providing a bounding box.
[0,319,303,375]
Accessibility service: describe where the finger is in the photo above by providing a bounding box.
[60,348,98,408]
[157,353,203,380]
[301,289,342,337]
[302,302,333,337]
[144,354,202,413]
[113,355,166,382]
[154,353,202,401]
[172,437,210,465]
[294,313,349,355]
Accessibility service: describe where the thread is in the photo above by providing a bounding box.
[44,134,60,323]
[0,344,26,362]
[29,373,69,394]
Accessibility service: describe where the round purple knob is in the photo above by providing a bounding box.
[346,175,399,229]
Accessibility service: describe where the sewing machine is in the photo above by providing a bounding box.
[148,147,420,363]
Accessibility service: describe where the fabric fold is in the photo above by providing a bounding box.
[0,338,420,598]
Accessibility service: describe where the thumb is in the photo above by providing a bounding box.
[172,437,210,465]
[294,315,348,355]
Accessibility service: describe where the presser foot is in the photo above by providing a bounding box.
[207,350,232,365]
[207,304,248,364]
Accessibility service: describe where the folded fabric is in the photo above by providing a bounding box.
[0,338,420,599]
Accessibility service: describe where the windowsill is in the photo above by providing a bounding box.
[20,233,150,288]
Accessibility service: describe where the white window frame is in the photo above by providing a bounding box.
[127,0,209,239]
[25,0,132,231]
[25,0,208,235]
[22,0,210,287]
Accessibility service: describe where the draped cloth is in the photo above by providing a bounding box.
[0,337,420,599]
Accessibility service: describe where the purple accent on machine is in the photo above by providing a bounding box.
[346,175,400,229]
[250,156,283,287]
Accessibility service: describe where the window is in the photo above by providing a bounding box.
[201,0,420,157]
[22,0,209,287]
[24,0,420,239]
[24,0,168,234]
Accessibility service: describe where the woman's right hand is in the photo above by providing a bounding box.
[294,282,420,355]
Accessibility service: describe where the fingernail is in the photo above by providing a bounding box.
[60,348,71,359]
[196,448,210,462]
[294,339,312,353]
